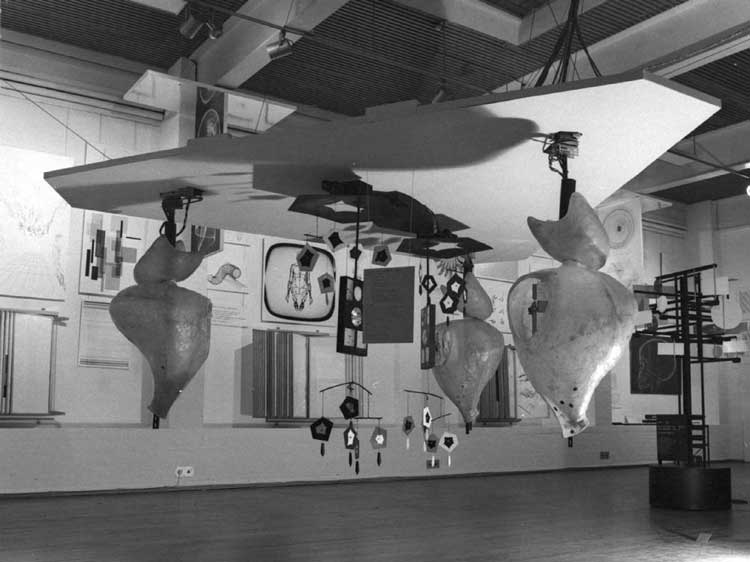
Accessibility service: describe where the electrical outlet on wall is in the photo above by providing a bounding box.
[175,466,195,478]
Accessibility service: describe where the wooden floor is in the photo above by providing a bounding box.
[2,463,750,562]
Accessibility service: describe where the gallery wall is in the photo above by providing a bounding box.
[0,76,746,495]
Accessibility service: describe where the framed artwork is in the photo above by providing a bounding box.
[261,239,336,325]
[79,210,147,296]
[0,147,72,300]
[206,242,250,294]
[475,276,513,334]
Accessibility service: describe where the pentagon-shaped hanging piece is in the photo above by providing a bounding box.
[349,246,362,261]
[446,273,465,295]
[370,427,388,449]
[326,230,344,252]
[422,406,432,429]
[343,421,358,449]
[296,243,319,272]
[310,416,333,441]
[439,432,458,453]
[371,244,392,266]
[440,291,459,314]
[317,273,335,294]
[339,396,360,419]
[425,433,438,453]
[402,416,414,434]
[420,274,437,295]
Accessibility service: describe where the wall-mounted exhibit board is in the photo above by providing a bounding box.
[45,72,719,264]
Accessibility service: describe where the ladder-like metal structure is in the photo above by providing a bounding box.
[636,264,739,467]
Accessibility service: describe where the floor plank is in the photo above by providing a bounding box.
[1,463,749,561]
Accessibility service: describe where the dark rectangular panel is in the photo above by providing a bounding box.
[363,266,414,344]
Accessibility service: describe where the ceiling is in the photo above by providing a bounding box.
[2,0,750,206]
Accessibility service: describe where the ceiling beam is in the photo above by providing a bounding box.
[392,0,520,43]
[517,0,607,44]
[124,0,186,14]
[393,0,602,46]
[495,0,750,90]
[0,30,152,102]
[193,0,348,88]
[624,120,750,195]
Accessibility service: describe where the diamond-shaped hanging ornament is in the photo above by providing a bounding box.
[326,230,345,252]
[339,396,360,419]
[446,273,465,295]
[317,272,335,294]
[296,243,320,272]
[426,433,438,453]
[371,244,392,266]
[422,406,432,429]
[310,416,333,441]
[402,416,415,435]
[349,245,362,261]
[370,426,388,449]
[420,274,437,294]
[439,432,458,453]
[439,291,459,314]
[343,421,358,449]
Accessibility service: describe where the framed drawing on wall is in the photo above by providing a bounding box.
[475,276,513,334]
[261,239,337,326]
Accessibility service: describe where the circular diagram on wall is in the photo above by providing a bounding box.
[602,207,635,249]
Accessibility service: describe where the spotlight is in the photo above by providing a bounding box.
[179,13,204,40]
[431,84,447,104]
[746,183,750,197]
[206,22,223,40]
[266,29,294,60]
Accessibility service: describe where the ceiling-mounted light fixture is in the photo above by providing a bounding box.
[266,29,294,60]
[206,21,223,40]
[746,183,750,197]
[179,11,205,40]
[431,81,447,104]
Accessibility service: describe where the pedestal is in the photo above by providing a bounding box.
[649,465,731,510]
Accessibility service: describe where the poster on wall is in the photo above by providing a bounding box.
[476,277,513,334]
[79,210,148,296]
[629,333,680,395]
[77,299,131,369]
[0,146,72,300]
[204,232,252,327]
[261,239,336,326]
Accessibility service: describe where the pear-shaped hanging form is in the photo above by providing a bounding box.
[508,193,636,437]
[110,235,211,418]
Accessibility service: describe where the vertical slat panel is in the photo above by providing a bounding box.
[0,311,7,414]
[252,330,266,418]
[7,312,15,414]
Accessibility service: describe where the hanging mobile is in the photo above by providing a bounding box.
[422,405,432,452]
[343,421,358,467]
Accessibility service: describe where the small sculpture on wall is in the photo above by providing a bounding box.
[109,235,212,419]
[507,193,636,437]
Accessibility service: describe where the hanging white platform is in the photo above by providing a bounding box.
[46,71,719,262]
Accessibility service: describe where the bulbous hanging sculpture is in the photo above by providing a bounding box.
[432,257,503,432]
[110,235,212,418]
[508,193,636,437]
[432,318,504,432]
